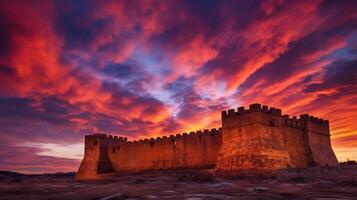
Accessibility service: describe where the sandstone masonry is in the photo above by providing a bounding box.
[76,104,338,179]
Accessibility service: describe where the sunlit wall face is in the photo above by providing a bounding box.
[0,0,356,173]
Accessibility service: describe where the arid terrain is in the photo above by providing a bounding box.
[1,166,356,200]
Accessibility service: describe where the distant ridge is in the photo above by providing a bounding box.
[0,171,76,178]
[0,171,26,178]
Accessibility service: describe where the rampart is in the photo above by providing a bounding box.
[76,104,338,180]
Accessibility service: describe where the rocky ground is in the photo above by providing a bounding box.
[0,166,356,200]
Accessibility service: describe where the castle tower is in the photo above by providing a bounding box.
[215,104,293,171]
[75,134,114,180]
[300,114,338,166]
[215,104,338,172]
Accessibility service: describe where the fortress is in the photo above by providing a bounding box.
[76,104,338,180]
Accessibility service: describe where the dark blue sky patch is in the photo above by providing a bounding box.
[102,62,140,79]
[304,59,357,93]
[55,0,109,49]
[0,96,74,126]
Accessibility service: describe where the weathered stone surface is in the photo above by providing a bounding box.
[76,104,338,180]
[302,119,338,166]
[216,124,292,171]
[108,129,222,172]
[76,134,113,180]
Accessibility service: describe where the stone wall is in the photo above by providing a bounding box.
[300,114,338,166]
[282,125,312,167]
[108,129,222,172]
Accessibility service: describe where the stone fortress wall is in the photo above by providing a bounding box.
[76,104,338,180]
[108,128,222,172]
[77,129,222,179]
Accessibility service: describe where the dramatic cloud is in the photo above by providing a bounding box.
[0,0,356,173]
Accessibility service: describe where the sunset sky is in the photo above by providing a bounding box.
[0,0,356,174]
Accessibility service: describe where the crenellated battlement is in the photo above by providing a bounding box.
[282,115,305,128]
[93,128,222,146]
[281,114,329,128]
[221,103,282,118]
[300,114,329,126]
[222,103,329,128]
[85,133,128,142]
